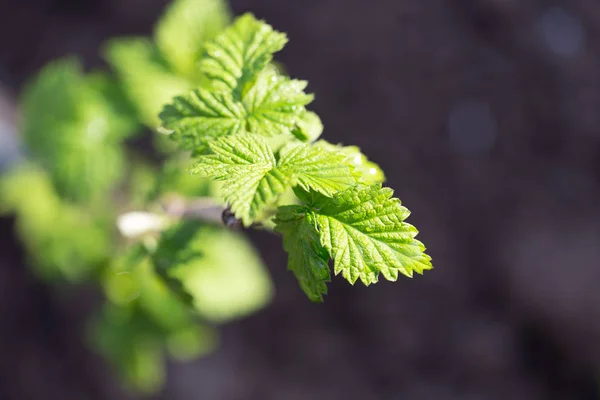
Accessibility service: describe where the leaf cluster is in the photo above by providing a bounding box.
[1,0,433,392]
[160,12,433,301]
[1,0,274,392]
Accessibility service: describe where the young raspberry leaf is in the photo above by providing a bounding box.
[274,206,330,302]
[160,67,313,153]
[189,134,356,225]
[291,110,324,142]
[311,184,432,285]
[155,0,231,79]
[316,141,386,184]
[198,13,287,99]
[190,134,287,225]
[278,142,357,196]
[159,89,246,153]
[242,68,314,136]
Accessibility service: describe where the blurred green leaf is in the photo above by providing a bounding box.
[20,58,131,203]
[153,221,272,323]
[155,0,231,79]
[91,304,166,394]
[126,160,160,208]
[104,245,193,330]
[104,38,191,129]
[152,156,215,200]
[94,245,218,392]
[0,164,111,281]
[166,324,217,361]
[87,70,141,139]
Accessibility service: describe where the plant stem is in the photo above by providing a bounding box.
[161,196,224,225]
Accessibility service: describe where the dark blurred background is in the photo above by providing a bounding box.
[2,0,600,398]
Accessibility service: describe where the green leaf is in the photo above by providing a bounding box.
[87,71,141,139]
[0,164,111,281]
[317,141,385,184]
[103,244,149,305]
[90,305,164,394]
[150,157,215,201]
[190,134,356,225]
[160,67,313,153]
[20,58,128,203]
[94,245,219,393]
[199,13,287,98]
[159,88,246,153]
[155,0,231,78]
[291,110,323,142]
[104,247,205,333]
[166,324,217,361]
[153,221,272,323]
[279,142,357,196]
[93,314,166,394]
[291,186,331,208]
[159,13,312,152]
[243,67,314,135]
[190,134,284,225]
[312,184,432,285]
[104,38,191,128]
[274,206,330,302]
